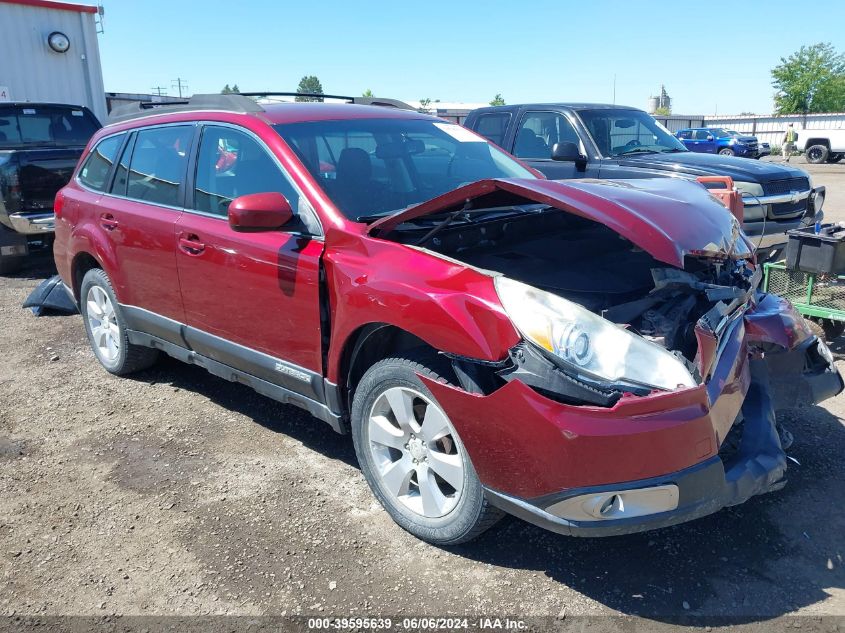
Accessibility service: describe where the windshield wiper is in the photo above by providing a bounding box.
[414,204,547,247]
[616,148,660,156]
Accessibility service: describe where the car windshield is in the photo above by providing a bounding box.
[273,117,535,221]
[713,128,736,137]
[0,105,100,147]
[576,109,687,157]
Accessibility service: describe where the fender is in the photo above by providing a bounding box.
[68,220,121,297]
[323,232,520,383]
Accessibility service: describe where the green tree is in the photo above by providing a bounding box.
[654,106,672,116]
[231,84,240,93]
[221,84,232,94]
[296,75,324,102]
[489,93,506,106]
[362,88,374,97]
[418,97,431,113]
[772,43,845,114]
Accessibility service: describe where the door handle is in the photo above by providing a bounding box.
[100,213,119,231]
[179,234,206,255]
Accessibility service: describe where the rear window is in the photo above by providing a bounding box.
[472,113,511,147]
[78,134,124,191]
[0,106,100,147]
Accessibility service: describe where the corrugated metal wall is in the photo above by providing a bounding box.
[0,2,107,123]
[704,113,845,147]
[652,115,706,133]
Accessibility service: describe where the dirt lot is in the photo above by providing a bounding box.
[1,161,844,627]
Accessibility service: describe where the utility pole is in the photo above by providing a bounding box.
[150,86,168,97]
[171,78,189,99]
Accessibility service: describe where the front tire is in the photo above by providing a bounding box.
[351,352,503,545]
[80,268,159,375]
[718,148,735,156]
[806,144,829,164]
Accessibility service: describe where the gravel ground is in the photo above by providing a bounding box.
[1,164,844,626]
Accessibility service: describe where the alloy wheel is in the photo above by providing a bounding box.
[367,386,465,518]
[86,285,121,363]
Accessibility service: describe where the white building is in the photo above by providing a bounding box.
[0,0,107,122]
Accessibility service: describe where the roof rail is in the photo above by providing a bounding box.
[242,92,415,110]
[107,92,415,124]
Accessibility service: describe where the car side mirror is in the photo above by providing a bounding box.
[551,142,586,164]
[706,135,714,141]
[228,192,293,232]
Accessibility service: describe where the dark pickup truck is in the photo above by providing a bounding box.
[464,103,823,259]
[0,103,101,273]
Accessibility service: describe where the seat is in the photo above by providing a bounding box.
[334,148,374,215]
[49,121,75,142]
[514,128,549,158]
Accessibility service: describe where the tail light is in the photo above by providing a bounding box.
[54,189,65,219]
[8,170,21,201]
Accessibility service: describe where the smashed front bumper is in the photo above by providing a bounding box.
[424,295,842,537]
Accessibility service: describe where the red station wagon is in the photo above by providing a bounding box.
[53,93,842,544]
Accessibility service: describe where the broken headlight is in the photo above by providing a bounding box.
[494,277,697,392]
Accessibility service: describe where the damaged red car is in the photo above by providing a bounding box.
[53,95,843,544]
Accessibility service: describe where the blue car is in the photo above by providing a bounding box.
[676,127,760,158]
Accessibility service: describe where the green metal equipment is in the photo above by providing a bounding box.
[763,261,845,340]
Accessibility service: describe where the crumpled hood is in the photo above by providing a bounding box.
[369,177,751,268]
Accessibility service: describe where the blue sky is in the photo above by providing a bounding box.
[97,0,845,115]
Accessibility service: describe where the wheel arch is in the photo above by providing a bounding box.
[338,323,436,411]
[805,138,831,149]
[70,250,103,302]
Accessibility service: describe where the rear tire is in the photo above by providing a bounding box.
[806,144,829,164]
[80,268,159,375]
[351,351,503,545]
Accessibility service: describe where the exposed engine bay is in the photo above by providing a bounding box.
[390,207,759,403]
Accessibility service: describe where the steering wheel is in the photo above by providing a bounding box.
[625,139,642,147]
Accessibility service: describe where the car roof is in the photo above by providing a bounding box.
[259,102,434,125]
[0,102,91,109]
[105,94,432,127]
[476,103,642,112]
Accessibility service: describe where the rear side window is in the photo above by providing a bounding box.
[472,113,511,147]
[126,126,193,207]
[192,125,298,217]
[78,134,124,191]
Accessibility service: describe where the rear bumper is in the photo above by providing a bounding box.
[8,212,55,235]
